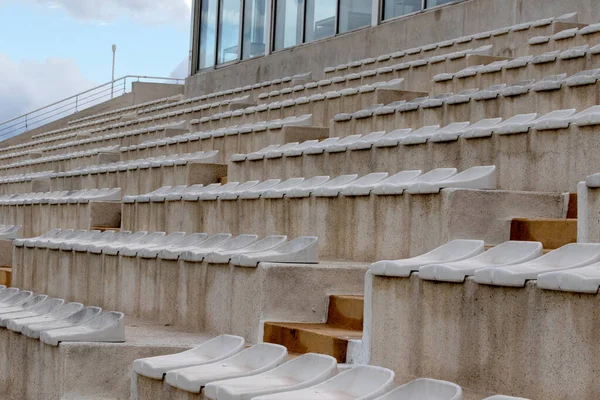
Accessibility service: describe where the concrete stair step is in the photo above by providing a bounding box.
[0,267,10,287]
[263,294,364,363]
[510,218,577,250]
[263,321,363,363]
[327,294,363,331]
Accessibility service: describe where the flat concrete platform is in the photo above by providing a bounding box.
[0,317,213,400]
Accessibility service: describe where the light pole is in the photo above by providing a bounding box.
[111,44,117,99]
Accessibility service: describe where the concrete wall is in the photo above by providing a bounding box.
[185,0,596,97]
[369,275,600,399]
[121,189,566,262]
[13,245,367,344]
[0,324,210,400]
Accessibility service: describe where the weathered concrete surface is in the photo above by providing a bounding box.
[0,318,211,400]
[229,124,600,194]
[0,201,121,237]
[16,256,368,342]
[370,275,600,399]
[123,190,566,262]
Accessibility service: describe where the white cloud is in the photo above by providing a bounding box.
[0,53,96,137]
[15,0,193,25]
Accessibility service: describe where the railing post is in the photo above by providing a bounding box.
[75,96,78,113]
[25,115,28,132]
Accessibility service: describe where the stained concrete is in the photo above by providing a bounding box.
[123,189,565,262]
[15,255,368,343]
[0,318,212,400]
[369,274,600,399]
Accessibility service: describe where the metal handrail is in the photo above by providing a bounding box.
[0,75,185,141]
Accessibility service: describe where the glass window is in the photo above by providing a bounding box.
[242,0,268,59]
[274,0,304,51]
[383,0,423,21]
[305,0,337,43]
[426,0,456,7]
[339,0,372,34]
[199,0,218,69]
[217,0,241,64]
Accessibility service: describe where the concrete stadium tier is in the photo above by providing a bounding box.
[14,244,366,342]
[1,0,599,398]
[122,188,564,262]
[230,112,600,193]
[433,43,600,95]
[0,190,121,236]
[0,318,213,399]
[331,70,600,137]
[367,274,600,399]
[49,154,226,196]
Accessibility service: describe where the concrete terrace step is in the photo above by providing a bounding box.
[0,267,11,286]
[327,294,364,331]
[510,218,577,249]
[263,321,363,363]
[263,294,364,363]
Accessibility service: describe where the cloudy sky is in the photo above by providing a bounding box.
[0,0,192,124]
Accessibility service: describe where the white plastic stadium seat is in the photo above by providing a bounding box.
[8,302,84,333]
[536,262,600,294]
[287,175,355,198]
[372,128,413,148]
[536,106,600,131]
[371,240,485,277]
[40,311,125,346]
[159,234,231,260]
[207,236,288,264]
[180,234,259,262]
[315,173,383,197]
[374,378,463,400]
[341,173,390,196]
[419,241,543,282]
[0,291,33,307]
[405,166,497,194]
[165,343,288,393]
[494,109,576,135]
[22,306,102,339]
[252,365,395,400]
[431,118,502,142]
[482,397,530,400]
[263,176,329,199]
[0,294,48,315]
[204,353,337,400]
[133,334,245,380]
[0,297,64,327]
[474,243,600,287]
[231,236,319,267]
[462,114,537,139]
[372,168,456,195]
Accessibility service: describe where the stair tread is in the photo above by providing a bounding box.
[265,321,363,339]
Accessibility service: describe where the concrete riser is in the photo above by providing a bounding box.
[328,295,364,330]
[332,82,600,137]
[0,328,189,400]
[510,218,577,249]
[370,275,600,399]
[263,295,364,363]
[13,247,367,343]
[0,202,121,237]
[50,163,227,196]
[122,190,565,262]
[230,124,600,194]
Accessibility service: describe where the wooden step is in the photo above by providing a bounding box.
[510,218,577,250]
[0,267,11,287]
[263,321,362,363]
[327,295,363,331]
